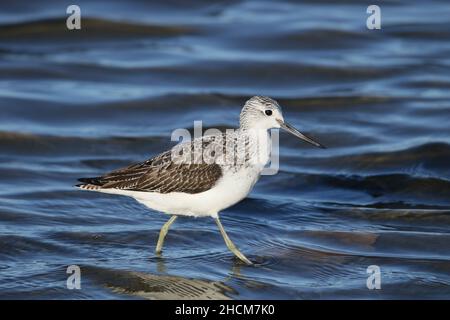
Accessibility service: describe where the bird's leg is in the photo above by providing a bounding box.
[215,217,253,265]
[156,215,177,254]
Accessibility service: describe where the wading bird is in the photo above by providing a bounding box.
[77,96,325,264]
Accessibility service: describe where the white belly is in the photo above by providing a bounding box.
[97,167,261,218]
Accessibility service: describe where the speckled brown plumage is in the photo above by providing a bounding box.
[77,145,223,194]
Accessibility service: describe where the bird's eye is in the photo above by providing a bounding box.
[265,110,272,116]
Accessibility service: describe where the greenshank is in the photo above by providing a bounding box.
[77,96,325,265]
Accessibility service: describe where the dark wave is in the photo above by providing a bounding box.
[0,131,168,157]
[387,22,450,40]
[283,142,450,177]
[0,235,72,259]
[0,17,196,40]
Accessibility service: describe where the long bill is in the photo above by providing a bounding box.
[278,120,326,149]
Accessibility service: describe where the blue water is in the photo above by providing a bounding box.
[0,0,449,299]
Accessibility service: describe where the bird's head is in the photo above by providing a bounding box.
[239,96,325,148]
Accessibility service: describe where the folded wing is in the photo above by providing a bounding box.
[77,147,223,194]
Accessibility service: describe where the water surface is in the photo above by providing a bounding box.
[0,0,449,299]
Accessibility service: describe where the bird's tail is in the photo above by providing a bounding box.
[75,177,103,190]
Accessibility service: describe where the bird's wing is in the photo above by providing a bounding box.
[78,135,224,194]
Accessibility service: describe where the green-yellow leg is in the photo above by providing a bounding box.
[156,215,177,254]
[215,217,253,265]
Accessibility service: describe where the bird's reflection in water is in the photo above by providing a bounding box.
[155,255,167,274]
[83,257,248,300]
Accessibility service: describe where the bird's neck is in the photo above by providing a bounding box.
[238,127,272,168]
[238,126,270,140]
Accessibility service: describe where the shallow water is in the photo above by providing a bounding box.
[0,0,449,299]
